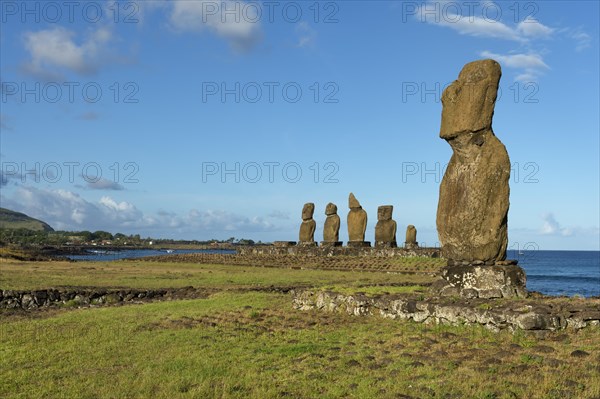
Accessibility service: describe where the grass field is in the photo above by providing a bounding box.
[0,259,434,291]
[1,259,599,398]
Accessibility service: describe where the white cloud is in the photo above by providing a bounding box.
[86,178,124,191]
[442,15,521,41]
[1,186,277,235]
[541,212,560,234]
[514,71,538,83]
[516,17,554,38]
[480,50,549,82]
[22,27,112,79]
[169,0,262,51]
[480,50,548,69]
[415,2,522,42]
[268,210,291,220]
[569,29,592,52]
[295,22,316,48]
[413,1,579,82]
[415,1,554,42]
[540,213,575,237]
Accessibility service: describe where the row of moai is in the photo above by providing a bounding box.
[298,193,418,249]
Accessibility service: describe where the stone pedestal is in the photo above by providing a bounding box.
[431,263,527,299]
[320,241,343,247]
[375,241,397,248]
[347,241,371,248]
[297,241,318,247]
[273,241,296,247]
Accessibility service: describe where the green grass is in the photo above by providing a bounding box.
[1,291,599,399]
[0,260,434,291]
[0,207,53,231]
[1,260,599,398]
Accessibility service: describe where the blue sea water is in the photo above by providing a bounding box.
[507,250,600,298]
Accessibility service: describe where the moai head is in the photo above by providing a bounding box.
[440,59,501,141]
[348,193,361,210]
[302,203,315,220]
[377,205,393,221]
[325,202,337,216]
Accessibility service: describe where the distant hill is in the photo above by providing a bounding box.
[0,208,54,232]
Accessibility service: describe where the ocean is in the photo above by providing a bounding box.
[508,250,600,298]
[67,249,600,298]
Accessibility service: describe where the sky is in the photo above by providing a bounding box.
[0,0,598,250]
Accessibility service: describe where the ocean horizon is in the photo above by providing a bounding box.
[507,249,600,298]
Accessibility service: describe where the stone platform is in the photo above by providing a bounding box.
[292,290,600,334]
[237,245,441,258]
[431,263,527,299]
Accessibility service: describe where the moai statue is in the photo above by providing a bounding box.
[321,202,342,247]
[298,202,316,246]
[405,225,418,249]
[436,59,510,264]
[432,59,525,299]
[347,193,370,247]
[374,205,397,248]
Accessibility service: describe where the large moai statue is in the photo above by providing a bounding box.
[405,225,418,249]
[433,59,525,299]
[374,205,397,248]
[298,202,317,246]
[347,193,370,247]
[321,202,342,246]
[436,59,510,264]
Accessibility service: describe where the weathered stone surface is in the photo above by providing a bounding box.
[375,205,397,248]
[320,241,343,247]
[436,59,510,263]
[292,290,600,333]
[323,202,341,243]
[299,202,316,243]
[347,241,371,248]
[273,241,297,247]
[405,225,418,249]
[347,193,368,242]
[0,287,212,310]
[433,264,527,299]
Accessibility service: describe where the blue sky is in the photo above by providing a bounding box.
[0,0,598,250]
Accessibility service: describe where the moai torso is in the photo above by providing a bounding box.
[405,225,418,249]
[405,225,417,243]
[299,203,316,243]
[347,193,367,242]
[323,203,340,242]
[375,205,397,246]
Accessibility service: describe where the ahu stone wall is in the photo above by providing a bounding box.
[0,287,211,310]
[237,246,441,258]
[292,290,600,334]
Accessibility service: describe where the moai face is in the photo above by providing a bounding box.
[440,59,501,140]
[377,206,393,221]
[302,203,315,220]
[325,202,337,216]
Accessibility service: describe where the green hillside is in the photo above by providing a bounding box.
[0,208,54,232]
